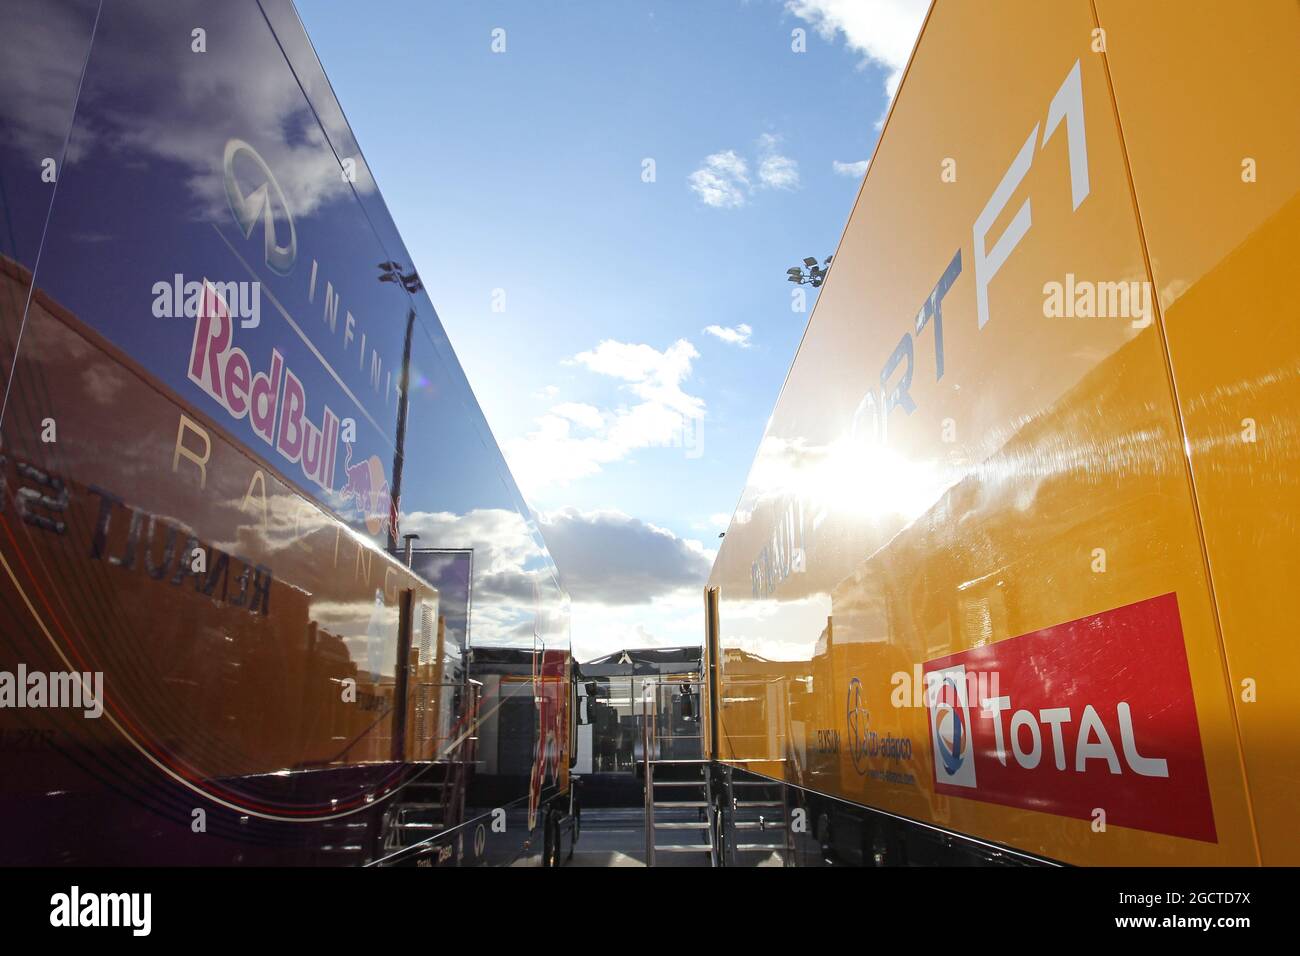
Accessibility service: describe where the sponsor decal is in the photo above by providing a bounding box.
[88,485,273,617]
[927,664,976,788]
[923,593,1216,842]
[814,728,840,755]
[223,138,296,275]
[213,134,401,534]
[846,677,870,774]
[341,444,392,538]
[852,59,1091,445]
[528,580,568,832]
[184,283,395,537]
[528,648,568,832]
[847,675,916,784]
[186,282,341,495]
[751,496,812,600]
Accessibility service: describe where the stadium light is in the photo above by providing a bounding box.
[786,255,833,288]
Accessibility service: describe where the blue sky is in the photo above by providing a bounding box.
[296,0,929,657]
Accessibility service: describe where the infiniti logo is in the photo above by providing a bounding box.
[222,138,297,275]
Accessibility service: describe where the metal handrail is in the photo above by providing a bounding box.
[642,678,715,866]
[641,684,654,864]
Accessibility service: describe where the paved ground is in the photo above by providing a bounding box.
[565,807,784,867]
[566,807,713,867]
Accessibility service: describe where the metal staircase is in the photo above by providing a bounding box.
[381,680,481,855]
[640,679,718,866]
[381,765,452,852]
[317,818,373,862]
[644,759,717,866]
[636,674,799,867]
[723,765,791,864]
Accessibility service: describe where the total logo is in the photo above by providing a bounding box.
[926,663,1167,791]
[926,666,975,788]
[921,594,1217,843]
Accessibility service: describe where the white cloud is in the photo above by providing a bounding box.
[502,413,616,488]
[0,0,94,166]
[689,135,800,207]
[703,323,752,348]
[539,508,714,605]
[395,507,567,647]
[402,508,537,579]
[8,1,377,222]
[688,150,750,208]
[755,133,800,190]
[550,402,604,430]
[569,592,706,661]
[708,592,836,663]
[573,339,703,418]
[832,159,870,178]
[689,512,732,534]
[786,0,928,99]
[759,154,800,189]
[504,339,705,493]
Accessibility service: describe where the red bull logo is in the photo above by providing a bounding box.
[186,281,339,492]
[340,443,392,538]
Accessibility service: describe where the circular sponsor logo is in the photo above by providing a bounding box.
[846,677,871,775]
[934,675,967,776]
[222,138,297,275]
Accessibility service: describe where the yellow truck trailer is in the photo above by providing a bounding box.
[704,0,1299,866]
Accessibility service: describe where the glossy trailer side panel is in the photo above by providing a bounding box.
[707,0,1297,866]
[1094,0,1300,866]
[0,0,572,866]
[0,0,99,395]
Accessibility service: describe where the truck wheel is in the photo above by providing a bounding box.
[543,812,561,868]
[713,794,728,865]
[816,811,834,865]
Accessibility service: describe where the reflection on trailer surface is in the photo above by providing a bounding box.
[0,0,575,867]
